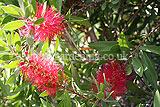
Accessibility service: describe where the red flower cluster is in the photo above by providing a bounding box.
[20,3,65,42]
[96,60,130,99]
[19,53,64,96]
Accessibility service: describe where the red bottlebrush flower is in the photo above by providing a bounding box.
[20,3,65,42]
[95,60,130,100]
[19,53,64,96]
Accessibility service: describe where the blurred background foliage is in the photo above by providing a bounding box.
[0,0,160,107]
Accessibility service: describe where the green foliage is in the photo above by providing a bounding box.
[0,0,160,106]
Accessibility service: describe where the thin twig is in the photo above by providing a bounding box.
[71,0,105,16]
[60,86,102,107]
[123,23,160,67]
[121,0,146,33]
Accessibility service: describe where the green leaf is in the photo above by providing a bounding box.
[64,90,72,107]
[0,80,9,96]
[97,91,104,99]
[141,52,158,89]
[71,64,81,88]
[6,92,20,100]
[16,44,21,54]
[154,90,160,107]
[139,45,160,55]
[91,73,100,92]
[0,46,8,51]
[40,98,47,107]
[3,60,21,69]
[31,0,37,15]
[54,37,60,52]
[0,40,7,47]
[42,38,49,54]
[89,41,118,51]
[9,4,24,16]
[14,82,31,94]
[7,33,12,46]
[68,16,91,27]
[112,0,120,4]
[34,17,44,25]
[26,36,34,46]
[39,90,49,97]
[2,15,15,25]
[18,0,25,14]
[3,20,24,30]
[128,96,142,104]
[132,56,144,77]
[0,54,15,61]
[127,82,146,95]
[56,0,62,12]
[6,70,19,85]
[25,5,32,18]
[118,32,129,48]
[1,6,21,17]
[101,1,107,10]
[14,32,21,46]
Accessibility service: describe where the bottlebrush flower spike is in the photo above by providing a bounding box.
[19,53,65,96]
[95,60,130,100]
[19,3,65,42]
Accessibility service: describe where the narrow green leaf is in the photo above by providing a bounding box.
[0,40,7,47]
[18,0,25,14]
[9,4,24,16]
[101,1,107,10]
[139,45,160,55]
[42,38,49,54]
[64,90,72,107]
[89,41,118,51]
[40,98,47,107]
[3,60,21,69]
[1,6,21,17]
[31,0,37,15]
[16,44,21,53]
[39,90,48,97]
[91,73,100,92]
[92,99,99,107]
[6,92,20,100]
[6,70,19,85]
[14,32,21,46]
[54,38,59,52]
[71,64,81,88]
[132,56,144,77]
[127,82,146,95]
[7,33,12,46]
[26,36,34,46]
[97,91,104,99]
[0,46,8,51]
[128,96,142,104]
[34,17,44,25]
[25,5,32,18]
[0,80,9,96]
[112,0,120,4]
[141,52,158,89]
[118,32,129,48]
[56,0,62,12]
[68,16,91,27]
[154,90,160,107]
[0,54,15,61]
[3,20,24,30]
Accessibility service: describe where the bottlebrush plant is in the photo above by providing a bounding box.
[0,0,160,107]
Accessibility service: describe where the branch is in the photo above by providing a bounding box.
[60,86,102,107]
[123,23,160,67]
[71,0,105,16]
[121,0,146,32]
